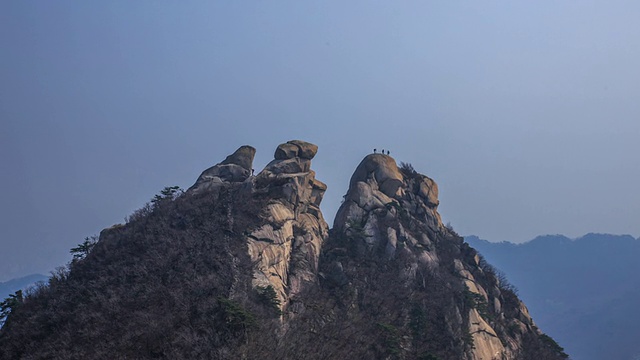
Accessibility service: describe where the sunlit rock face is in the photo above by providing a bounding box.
[186,140,328,309]
[333,153,443,262]
[0,141,567,360]
[331,153,543,360]
[248,140,329,307]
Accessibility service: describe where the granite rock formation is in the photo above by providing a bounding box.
[186,140,328,308]
[326,154,556,360]
[0,141,567,360]
[189,145,256,193]
[247,140,328,306]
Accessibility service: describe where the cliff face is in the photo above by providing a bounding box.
[0,141,567,360]
[243,141,328,305]
[188,140,328,306]
[323,154,555,360]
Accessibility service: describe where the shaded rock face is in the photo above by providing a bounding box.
[330,154,547,360]
[189,145,256,193]
[187,141,329,308]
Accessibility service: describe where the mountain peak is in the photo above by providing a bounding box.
[0,142,568,360]
[245,140,328,304]
[189,145,256,193]
[335,154,441,233]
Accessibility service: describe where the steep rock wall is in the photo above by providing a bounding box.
[187,140,329,308]
[330,154,542,360]
[248,141,328,306]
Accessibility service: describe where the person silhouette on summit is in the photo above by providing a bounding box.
[374,148,377,153]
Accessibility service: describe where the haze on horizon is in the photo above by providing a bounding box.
[2,1,639,281]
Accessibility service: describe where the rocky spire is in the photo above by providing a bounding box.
[247,140,328,308]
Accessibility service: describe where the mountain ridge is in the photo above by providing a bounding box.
[466,233,640,360]
[0,141,568,360]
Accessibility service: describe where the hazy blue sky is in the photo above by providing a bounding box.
[2,1,639,281]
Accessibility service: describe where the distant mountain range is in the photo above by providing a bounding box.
[0,274,48,301]
[466,233,640,360]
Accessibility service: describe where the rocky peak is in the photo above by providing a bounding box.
[188,145,256,193]
[247,140,328,308]
[334,153,443,246]
[327,153,550,360]
[0,143,568,360]
[184,140,328,309]
[349,153,405,197]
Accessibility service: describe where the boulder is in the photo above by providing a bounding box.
[220,145,256,170]
[274,143,300,160]
[349,154,404,198]
[418,176,439,208]
[274,140,318,160]
[287,140,318,159]
[263,157,311,175]
[188,145,256,193]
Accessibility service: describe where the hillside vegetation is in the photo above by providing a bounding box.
[0,141,568,360]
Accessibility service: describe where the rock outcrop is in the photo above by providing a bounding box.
[329,153,548,360]
[184,147,560,359]
[247,140,328,306]
[189,145,256,193]
[185,141,329,309]
[334,154,442,261]
[187,140,329,308]
[0,141,567,360]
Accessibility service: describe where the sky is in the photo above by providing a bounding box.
[2,1,639,281]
